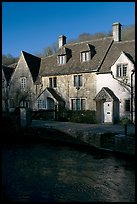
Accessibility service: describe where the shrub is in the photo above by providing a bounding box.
[120,116,130,125]
[67,110,96,124]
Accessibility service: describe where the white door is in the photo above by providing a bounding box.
[103,102,113,123]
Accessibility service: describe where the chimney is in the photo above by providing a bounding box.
[112,22,122,42]
[59,35,66,48]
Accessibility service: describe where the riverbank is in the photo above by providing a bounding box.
[2,119,135,157]
[30,120,135,156]
[2,141,135,202]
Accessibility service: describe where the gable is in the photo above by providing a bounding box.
[98,40,135,73]
[110,51,135,79]
[2,65,15,84]
[94,87,119,101]
[111,51,134,67]
[22,51,41,82]
[37,87,64,103]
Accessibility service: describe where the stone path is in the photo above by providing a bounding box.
[31,120,135,135]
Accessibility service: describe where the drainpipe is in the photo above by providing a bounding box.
[5,82,9,115]
[131,69,135,123]
[111,71,131,88]
[111,70,135,123]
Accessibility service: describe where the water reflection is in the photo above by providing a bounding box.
[2,142,135,202]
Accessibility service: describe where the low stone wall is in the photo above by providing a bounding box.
[63,129,135,155]
[114,135,135,155]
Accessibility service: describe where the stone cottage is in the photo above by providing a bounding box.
[2,22,135,123]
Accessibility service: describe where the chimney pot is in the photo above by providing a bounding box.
[112,22,122,42]
[59,35,66,48]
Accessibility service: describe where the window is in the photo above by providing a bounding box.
[81,99,86,110]
[125,100,130,112]
[49,77,57,88]
[38,100,46,109]
[53,77,57,87]
[2,79,5,88]
[20,77,27,90]
[116,64,127,77]
[71,98,86,111]
[81,51,90,62]
[58,55,66,65]
[9,99,15,108]
[20,100,29,108]
[74,75,82,88]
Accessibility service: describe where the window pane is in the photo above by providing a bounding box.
[78,75,82,87]
[38,100,42,109]
[81,99,86,110]
[123,65,127,76]
[63,55,65,64]
[10,99,15,108]
[53,77,57,87]
[76,99,80,110]
[125,100,130,111]
[81,52,90,62]
[42,100,46,109]
[74,76,77,87]
[82,53,86,62]
[117,65,121,77]
[20,77,26,89]
[58,55,66,64]
[86,52,90,61]
[49,78,52,87]
[71,99,76,110]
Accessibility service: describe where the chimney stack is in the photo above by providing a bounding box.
[112,22,122,42]
[59,35,66,48]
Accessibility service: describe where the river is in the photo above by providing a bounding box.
[2,141,135,202]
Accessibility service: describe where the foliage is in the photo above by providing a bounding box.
[121,25,135,41]
[67,110,97,124]
[35,24,134,58]
[77,24,134,42]
[120,116,130,125]
[2,54,18,65]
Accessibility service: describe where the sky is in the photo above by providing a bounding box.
[2,2,135,58]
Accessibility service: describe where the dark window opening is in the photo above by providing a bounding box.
[125,99,130,112]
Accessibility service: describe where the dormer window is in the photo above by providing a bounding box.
[81,51,91,62]
[58,55,66,65]
[116,64,127,77]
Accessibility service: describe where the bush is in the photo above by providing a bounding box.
[67,110,96,124]
[120,116,130,125]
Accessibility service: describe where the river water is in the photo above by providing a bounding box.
[2,141,135,202]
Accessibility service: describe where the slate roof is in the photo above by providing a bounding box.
[8,62,18,69]
[47,87,65,102]
[40,37,114,76]
[94,87,119,101]
[98,40,135,73]
[3,37,134,82]
[37,87,65,102]
[2,65,15,83]
[22,51,41,82]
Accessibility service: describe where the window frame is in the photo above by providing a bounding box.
[70,98,86,111]
[37,99,46,109]
[58,55,66,65]
[9,99,15,108]
[116,64,128,78]
[20,77,27,90]
[74,75,82,88]
[125,99,130,112]
[81,51,91,62]
[20,100,29,108]
[49,77,57,88]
